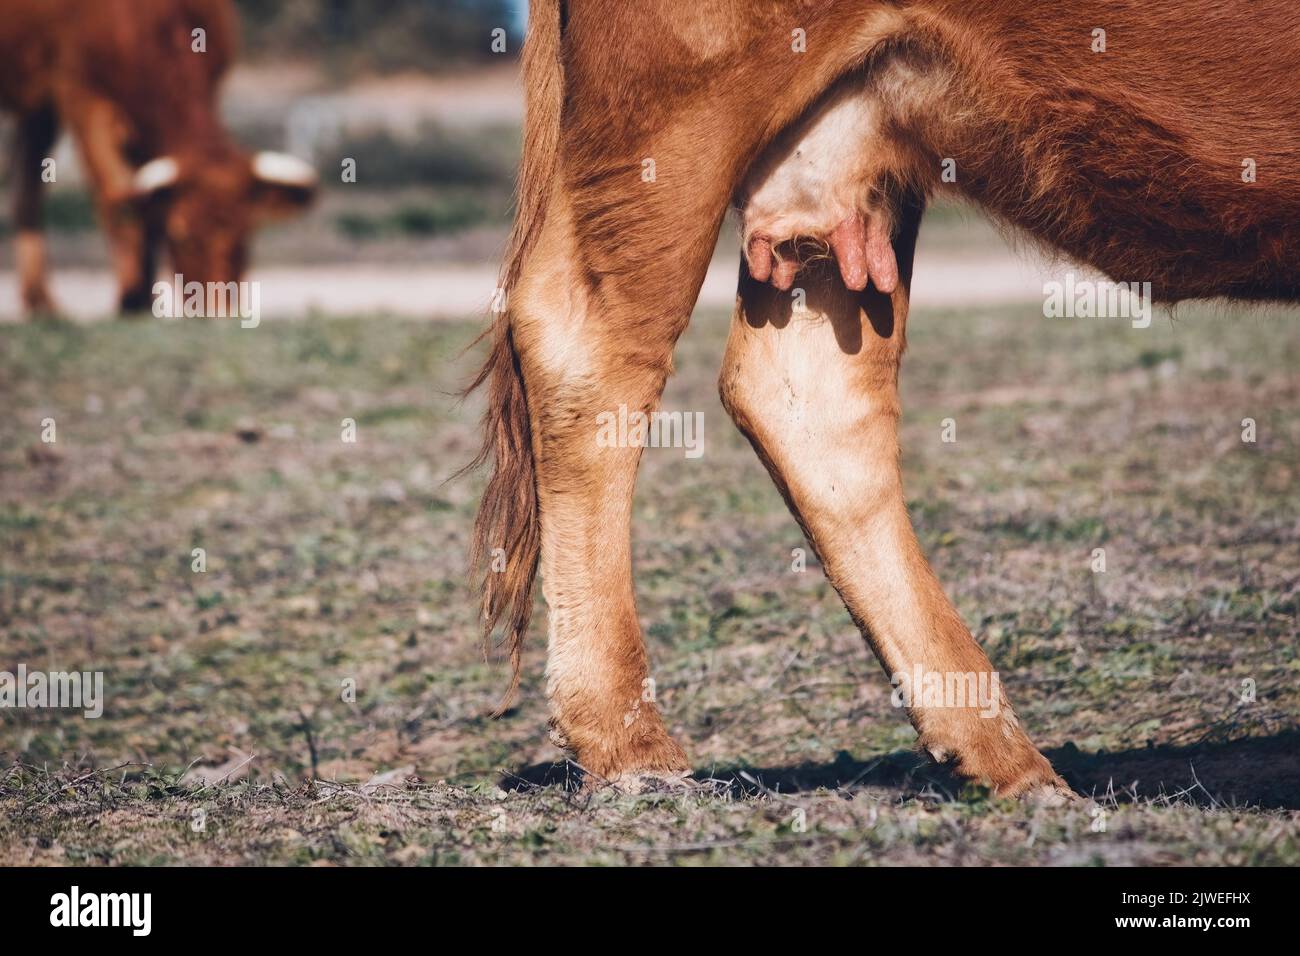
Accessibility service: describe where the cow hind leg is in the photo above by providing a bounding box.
[494,198,711,790]
[719,201,1072,802]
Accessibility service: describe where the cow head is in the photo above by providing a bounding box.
[132,151,318,287]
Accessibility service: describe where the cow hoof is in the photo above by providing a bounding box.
[1018,778,1080,807]
[594,769,697,796]
[23,291,61,321]
[118,289,155,316]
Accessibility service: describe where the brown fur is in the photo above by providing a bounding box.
[469,0,1300,794]
[882,2,1300,302]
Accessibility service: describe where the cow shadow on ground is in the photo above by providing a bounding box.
[503,729,1300,810]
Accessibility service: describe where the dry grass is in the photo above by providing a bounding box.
[0,292,1297,865]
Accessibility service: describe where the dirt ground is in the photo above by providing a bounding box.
[1,286,1297,865]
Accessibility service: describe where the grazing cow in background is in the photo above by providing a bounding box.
[469,0,1300,800]
[0,0,317,316]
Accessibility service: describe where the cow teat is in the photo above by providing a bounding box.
[737,77,900,295]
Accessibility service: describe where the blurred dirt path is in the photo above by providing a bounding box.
[0,248,1071,323]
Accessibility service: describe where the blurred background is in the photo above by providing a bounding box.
[0,0,531,319]
[0,0,1057,320]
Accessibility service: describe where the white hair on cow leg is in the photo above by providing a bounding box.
[133,156,181,195]
[251,151,318,187]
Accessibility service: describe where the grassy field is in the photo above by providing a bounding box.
[1,296,1297,865]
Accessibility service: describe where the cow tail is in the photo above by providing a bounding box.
[462,0,563,717]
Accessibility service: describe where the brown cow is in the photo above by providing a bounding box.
[469,0,1300,800]
[0,0,317,316]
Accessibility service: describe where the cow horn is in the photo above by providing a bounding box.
[133,157,181,195]
[251,151,318,188]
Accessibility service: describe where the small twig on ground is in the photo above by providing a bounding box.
[298,709,320,781]
[1187,763,1222,809]
[27,762,151,808]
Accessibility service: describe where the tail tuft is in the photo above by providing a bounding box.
[462,0,563,715]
